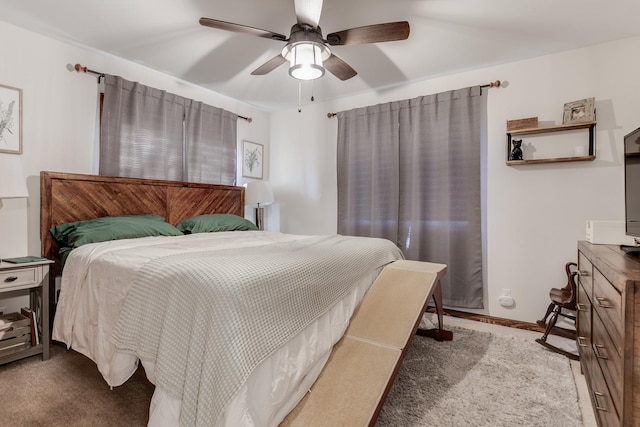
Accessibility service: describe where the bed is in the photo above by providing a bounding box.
[40,171,448,427]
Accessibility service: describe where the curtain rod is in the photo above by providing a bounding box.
[74,63,106,82]
[72,63,253,123]
[326,80,502,118]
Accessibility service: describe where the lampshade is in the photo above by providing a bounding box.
[282,41,330,81]
[289,43,324,80]
[0,155,29,198]
[245,181,274,206]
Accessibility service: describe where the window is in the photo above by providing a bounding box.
[337,87,484,309]
[100,75,237,185]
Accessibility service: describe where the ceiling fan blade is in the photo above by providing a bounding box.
[251,54,288,75]
[324,54,357,81]
[326,21,410,46]
[199,17,287,41]
[294,0,323,28]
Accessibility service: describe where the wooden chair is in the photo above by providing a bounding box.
[535,262,579,360]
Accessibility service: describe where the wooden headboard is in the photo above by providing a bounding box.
[40,171,245,277]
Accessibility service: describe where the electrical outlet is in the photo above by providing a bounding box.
[498,295,515,307]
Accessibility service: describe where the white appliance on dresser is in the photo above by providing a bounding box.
[577,241,640,426]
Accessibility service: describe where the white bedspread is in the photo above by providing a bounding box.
[52,231,403,426]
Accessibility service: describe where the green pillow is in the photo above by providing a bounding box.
[50,214,182,248]
[176,214,257,234]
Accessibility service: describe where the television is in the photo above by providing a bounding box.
[623,126,640,253]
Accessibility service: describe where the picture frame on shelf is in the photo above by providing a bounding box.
[0,83,23,154]
[242,140,263,179]
[562,97,595,125]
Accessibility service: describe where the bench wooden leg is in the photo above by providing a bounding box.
[416,280,453,341]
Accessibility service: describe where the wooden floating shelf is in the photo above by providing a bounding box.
[507,121,596,136]
[506,155,596,166]
[505,120,596,165]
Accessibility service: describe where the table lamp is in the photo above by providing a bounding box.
[245,181,274,231]
[0,155,29,201]
[0,155,29,263]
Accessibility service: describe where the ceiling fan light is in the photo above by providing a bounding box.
[288,43,325,80]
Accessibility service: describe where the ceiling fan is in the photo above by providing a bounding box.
[199,0,410,81]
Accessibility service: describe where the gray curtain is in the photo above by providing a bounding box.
[184,101,237,185]
[100,75,237,185]
[337,86,483,308]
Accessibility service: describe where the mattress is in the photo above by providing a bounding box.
[52,231,403,426]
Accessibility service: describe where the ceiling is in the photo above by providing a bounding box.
[1,0,640,112]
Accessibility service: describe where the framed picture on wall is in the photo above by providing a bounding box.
[242,140,263,179]
[0,83,23,154]
[562,97,595,125]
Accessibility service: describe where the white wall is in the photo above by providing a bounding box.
[3,17,638,324]
[270,35,640,323]
[0,21,270,261]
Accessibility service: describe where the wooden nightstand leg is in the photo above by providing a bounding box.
[42,269,50,360]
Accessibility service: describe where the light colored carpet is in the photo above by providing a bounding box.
[376,316,587,427]
[0,316,593,426]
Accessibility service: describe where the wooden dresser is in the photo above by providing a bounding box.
[577,241,640,426]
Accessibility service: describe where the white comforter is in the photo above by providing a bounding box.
[52,231,403,426]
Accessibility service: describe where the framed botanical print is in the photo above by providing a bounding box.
[242,140,263,179]
[0,83,22,154]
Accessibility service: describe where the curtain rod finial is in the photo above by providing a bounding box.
[74,63,88,73]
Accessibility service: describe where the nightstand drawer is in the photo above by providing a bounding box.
[0,267,40,290]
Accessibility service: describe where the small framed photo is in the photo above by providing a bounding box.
[242,140,263,179]
[0,83,23,154]
[562,97,595,125]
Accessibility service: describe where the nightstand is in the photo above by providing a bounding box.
[0,258,53,364]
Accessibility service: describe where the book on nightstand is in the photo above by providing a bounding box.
[2,256,48,264]
[20,307,38,346]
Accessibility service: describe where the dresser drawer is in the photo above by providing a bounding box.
[0,267,40,290]
[592,268,623,351]
[578,251,593,296]
[587,352,621,427]
[592,309,623,414]
[576,282,592,362]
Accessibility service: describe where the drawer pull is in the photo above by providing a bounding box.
[593,391,609,412]
[4,276,18,283]
[594,344,609,360]
[575,303,587,312]
[577,336,588,347]
[595,297,612,309]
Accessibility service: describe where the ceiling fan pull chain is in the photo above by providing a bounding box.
[298,81,302,113]
[311,80,315,102]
